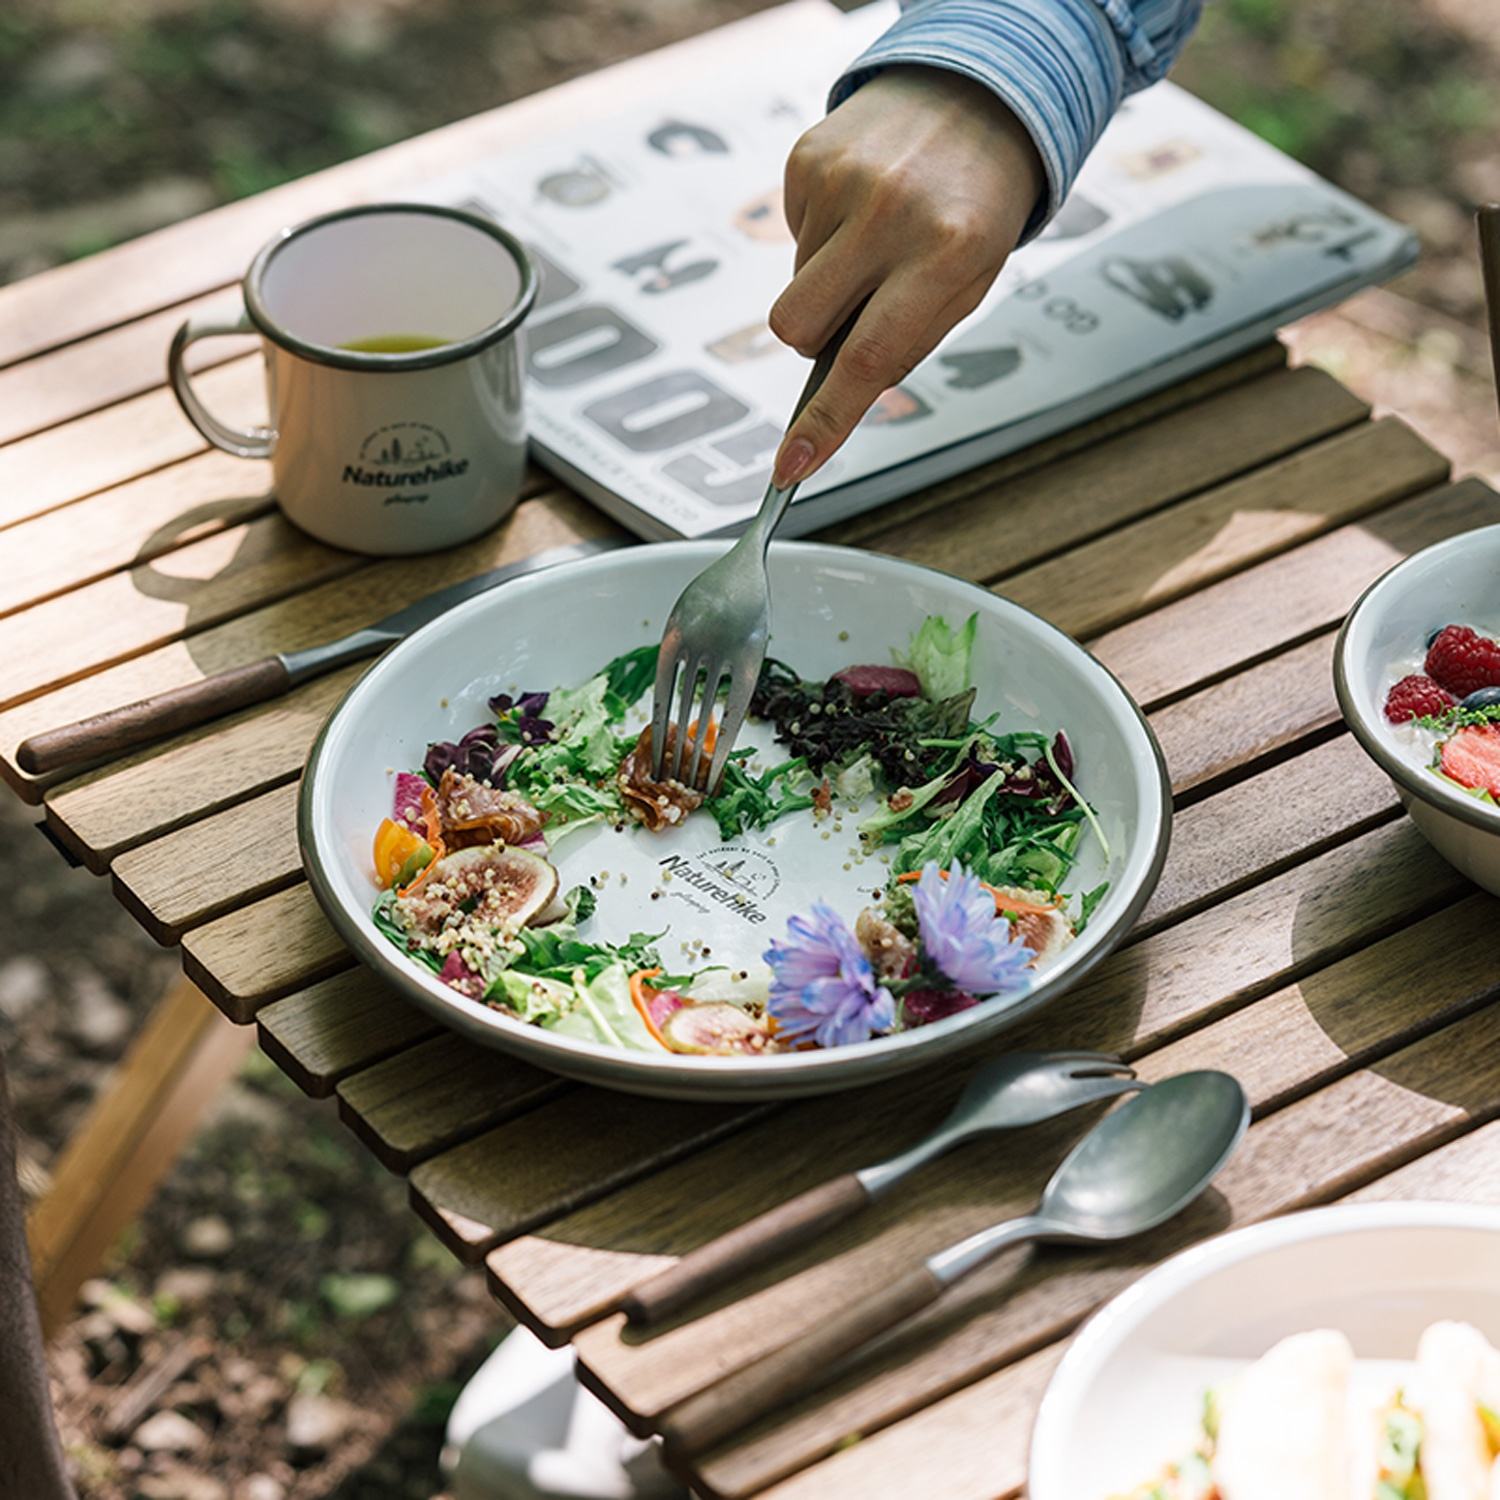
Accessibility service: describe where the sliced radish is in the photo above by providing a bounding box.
[832,665,922,698]
[661,1002,772,1056]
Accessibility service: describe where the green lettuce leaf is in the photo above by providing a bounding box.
[899,613,977,702]
[547,963,659,1051]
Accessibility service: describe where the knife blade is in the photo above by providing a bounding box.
[278,536,624,682]
[17,535,627,777]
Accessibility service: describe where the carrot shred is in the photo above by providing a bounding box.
[894,868,1063,916]
[396,785,445,897]
[629,968,672,1048]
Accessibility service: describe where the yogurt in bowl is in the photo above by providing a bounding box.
[1336,524,1500,895]
[1379,623,1500,805]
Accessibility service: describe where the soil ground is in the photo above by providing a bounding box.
[2,0,1498,1496]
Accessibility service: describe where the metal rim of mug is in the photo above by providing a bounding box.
[242,202,539,373]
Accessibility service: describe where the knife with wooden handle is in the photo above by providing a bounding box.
[17,536,626,775]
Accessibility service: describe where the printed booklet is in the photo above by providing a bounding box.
[421,1,1416,539]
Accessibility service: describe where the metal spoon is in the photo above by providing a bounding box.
[623,1050,1141,1326]
[659,1070,1249,1455]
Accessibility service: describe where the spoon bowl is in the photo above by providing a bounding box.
[928,1070,1249,1285]
[1041,1069,1250,1239]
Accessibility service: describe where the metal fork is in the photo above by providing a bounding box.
[648,308,862,787]
[621,1050,1141,1325]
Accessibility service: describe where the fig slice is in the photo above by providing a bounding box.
[661,1002,773,1056]
[396,845,559,937]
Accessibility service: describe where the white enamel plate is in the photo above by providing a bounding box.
[299,541,1171,1101]
[1029,1202,1500,1500]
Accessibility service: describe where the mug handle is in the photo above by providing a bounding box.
[167,302,275,459]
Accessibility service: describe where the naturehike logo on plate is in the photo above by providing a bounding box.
[658,847,779,925]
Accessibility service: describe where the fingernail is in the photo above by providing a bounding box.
[774,437,815,489]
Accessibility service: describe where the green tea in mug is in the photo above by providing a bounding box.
[339,334,451,354]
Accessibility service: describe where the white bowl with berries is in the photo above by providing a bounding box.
[1335,524,1500,895]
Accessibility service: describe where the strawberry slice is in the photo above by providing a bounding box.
[1439,724,1500,800]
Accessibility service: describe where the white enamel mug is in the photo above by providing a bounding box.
[169,203,538,556]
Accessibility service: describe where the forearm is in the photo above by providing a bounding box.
[830,0,1204,238]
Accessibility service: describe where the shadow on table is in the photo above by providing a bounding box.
[1288,809,1500,1116]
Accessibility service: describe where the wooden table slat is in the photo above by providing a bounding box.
[840,342,1296,552]
[1149,629,1339,800]
[182,884,348,1020]
[1002,416,1445,641]
[45,663,366,874]
[255,969,440,1098]
[1,489,616,802]
[611,996,1500,1497]
[751,1121,1500,1500]
[112,781,302,943]
[411,1091,775,1257]
[1094,477,1500,709]
[0,450,273,622]
[0,290,253,450]
[0,510,357,714]
[335,1032,566,1171]
[875,366,1373,604]
[0,358,257,533]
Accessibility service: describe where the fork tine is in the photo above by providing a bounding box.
[705,660,760,792]
[683,658,726,790]
[668,653,707,781]
[649,640,682,779]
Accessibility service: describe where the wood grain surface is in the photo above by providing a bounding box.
[5,11,1498,1493]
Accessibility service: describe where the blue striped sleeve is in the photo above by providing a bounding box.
[829,0,1204,240]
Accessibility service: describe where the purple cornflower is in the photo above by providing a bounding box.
[912,862,1033,997]
[765,903,895,1048]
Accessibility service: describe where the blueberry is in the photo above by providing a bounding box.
[1462,687,1500,710]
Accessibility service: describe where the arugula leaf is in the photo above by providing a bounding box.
[1077,881,1110,932]
[704,754,815,838]
[602,644,659,714]
[858,737,976,841]
[894,768,1004,874]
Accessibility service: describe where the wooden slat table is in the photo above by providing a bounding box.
[7,5,1500,1495]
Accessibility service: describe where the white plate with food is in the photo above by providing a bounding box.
[299,541,1170,1100]
[1029,1201,1500,1500]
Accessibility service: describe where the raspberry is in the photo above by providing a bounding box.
[1383,674,1456,724]
[1440,724,1500,799]
[1424,625,1500,698]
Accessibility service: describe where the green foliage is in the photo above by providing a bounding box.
[319,1272,400,1321]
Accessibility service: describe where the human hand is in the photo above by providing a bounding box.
[770,66,1045,489]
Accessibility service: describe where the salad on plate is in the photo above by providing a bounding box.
[365,614,1109,1058]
